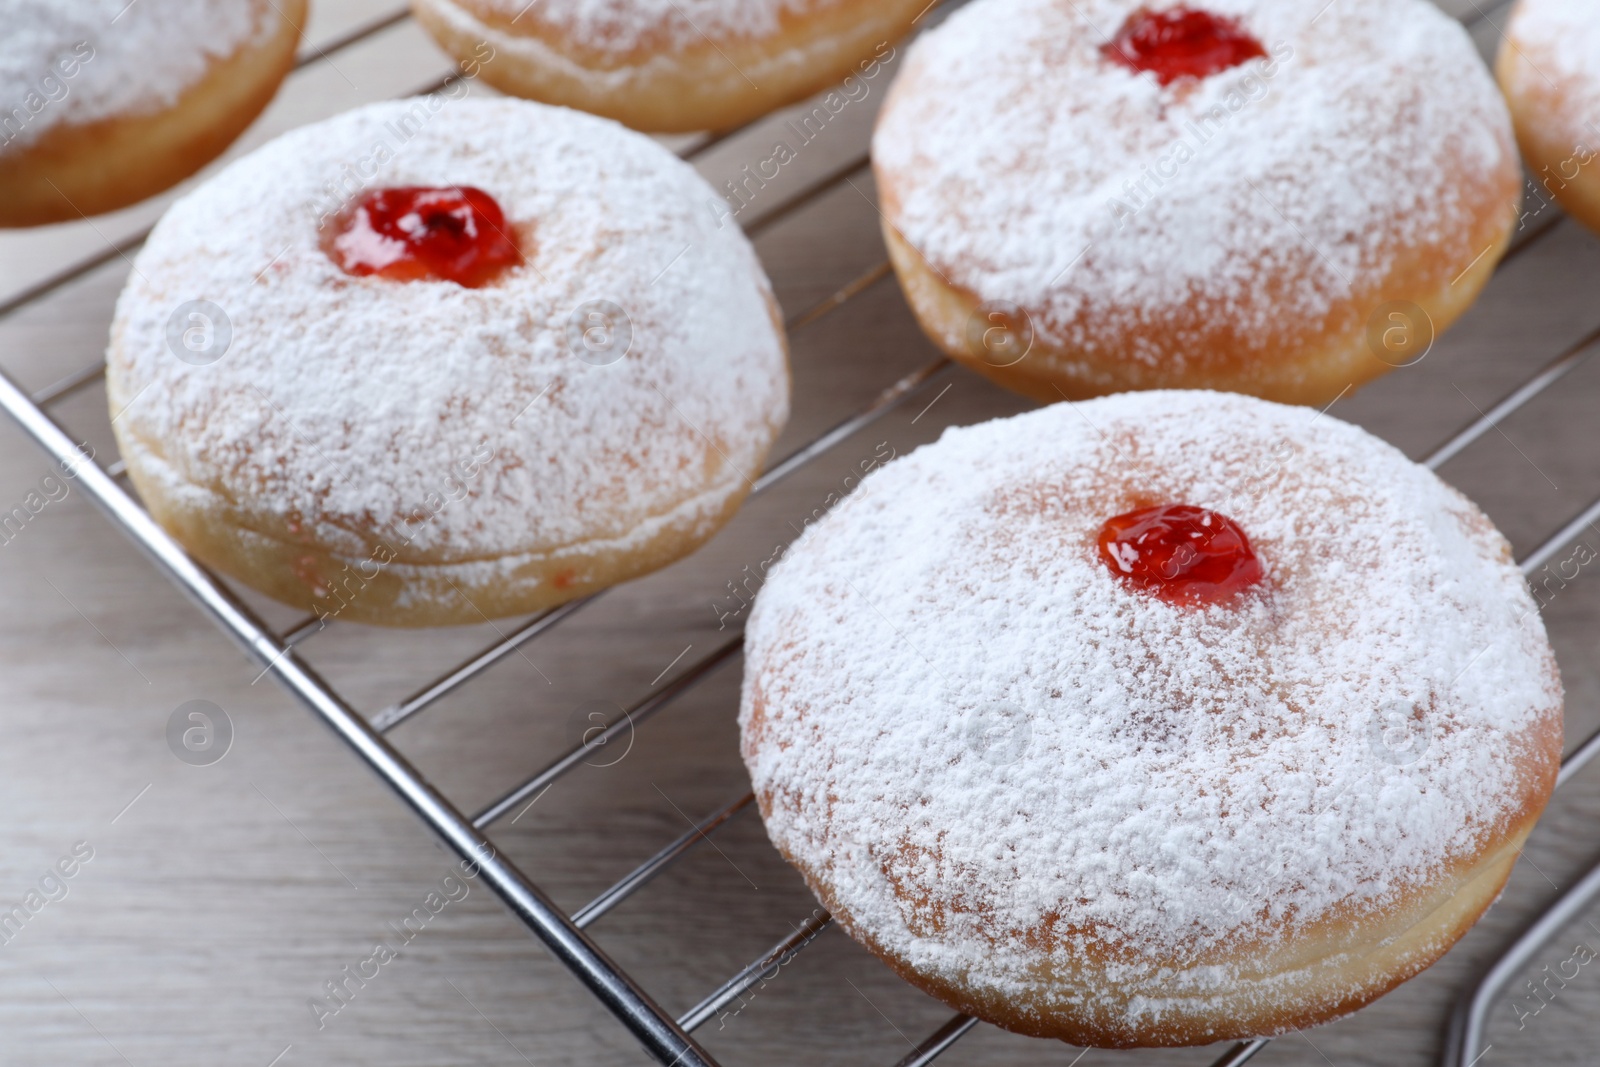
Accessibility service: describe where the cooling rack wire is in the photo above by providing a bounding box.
[0,1,1593,1065]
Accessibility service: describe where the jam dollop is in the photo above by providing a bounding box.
[1101,6,1267,86]
[327,186,522,288]
[1098,503,1264,605]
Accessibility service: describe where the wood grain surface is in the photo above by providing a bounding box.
[1,2,1598,1065]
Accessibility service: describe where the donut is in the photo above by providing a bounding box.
[872,0,1522,406]
[1498,0,1600,236]
[105,98,790,628]
[0,0,305,228]
[411,0,927,133]
[740,391,1562,1047]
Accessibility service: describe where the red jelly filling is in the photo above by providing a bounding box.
[1098,503,1264,605]
[1101,6,1267,86]
[327,186,522,288]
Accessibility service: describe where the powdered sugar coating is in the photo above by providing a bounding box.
[872,0,1516,376]
[0,0,280,152]
[1503,0,1600,154]
[741,391,1560,1022]
[450,0,828,53]
[107,98,788,580]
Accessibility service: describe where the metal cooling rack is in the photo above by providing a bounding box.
[1,3,1597,1065]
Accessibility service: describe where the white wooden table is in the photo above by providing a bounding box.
[1,2,1598,1065]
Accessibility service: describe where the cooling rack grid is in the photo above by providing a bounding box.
[0,1,1597,1065]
